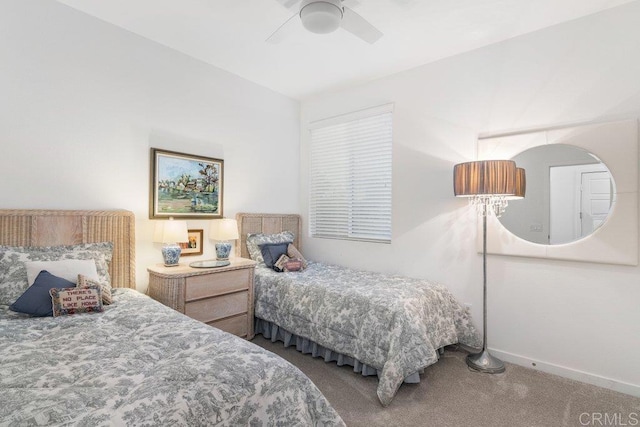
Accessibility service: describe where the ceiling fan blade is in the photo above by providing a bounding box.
[341,7,383,44]
[274,0,300,11]
[266,13,298,44]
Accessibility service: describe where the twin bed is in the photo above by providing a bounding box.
[0,210,344,426]
[236,213,481,407]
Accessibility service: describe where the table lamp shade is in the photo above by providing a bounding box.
[209,218,240,241]
[210,218,239,260]
[154,220,188,244]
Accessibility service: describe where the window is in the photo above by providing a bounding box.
[309,104,393,243]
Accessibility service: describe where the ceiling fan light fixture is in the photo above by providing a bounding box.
[300,0,343,34]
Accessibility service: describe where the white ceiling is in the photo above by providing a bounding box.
[56,0,634,100]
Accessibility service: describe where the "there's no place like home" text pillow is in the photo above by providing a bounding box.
[50,285,104,317]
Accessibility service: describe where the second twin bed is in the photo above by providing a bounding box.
[237,212,481,406]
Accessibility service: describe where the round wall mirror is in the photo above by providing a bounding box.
[499,144,616,245]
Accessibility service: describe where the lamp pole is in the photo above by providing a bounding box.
[466,209,505,373]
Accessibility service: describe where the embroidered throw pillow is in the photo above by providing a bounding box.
[273,254,290,272]
[287,244,308,270]
[273,254,303,272]
[9,271,75,317]
[77,274,112,305]
[50,285,103,317]
[284,259,303,272]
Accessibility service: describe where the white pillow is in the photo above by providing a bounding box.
[25,260,99,286]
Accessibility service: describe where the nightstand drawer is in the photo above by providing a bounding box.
[185,269,249,300]
[209,314,248,337]
[185,291,248,323]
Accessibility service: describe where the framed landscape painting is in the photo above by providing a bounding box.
[150,148,224,219]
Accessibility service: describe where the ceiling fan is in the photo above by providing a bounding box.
[267,0,383,44]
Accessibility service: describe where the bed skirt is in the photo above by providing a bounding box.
[255,317,425,383]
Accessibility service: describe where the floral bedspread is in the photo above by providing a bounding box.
[254,262,482,406]
[0,289,344,427]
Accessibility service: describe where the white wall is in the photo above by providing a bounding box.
[300,2,640,395]
[0,0,300,289]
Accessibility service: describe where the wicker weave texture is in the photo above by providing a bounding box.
[235,213,302,258]
[147,274,185,312]
[0,209,136,289]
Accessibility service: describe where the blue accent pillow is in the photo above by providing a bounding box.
[259,243,289,269]
[9,270,75,317]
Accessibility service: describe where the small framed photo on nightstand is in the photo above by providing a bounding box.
[179,229,203,256]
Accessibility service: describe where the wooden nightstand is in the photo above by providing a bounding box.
[147,257,256,339]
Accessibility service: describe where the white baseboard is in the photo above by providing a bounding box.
[490,348,640,398]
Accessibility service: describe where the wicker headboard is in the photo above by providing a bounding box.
[235,213,301,259]
[0,209,136,289]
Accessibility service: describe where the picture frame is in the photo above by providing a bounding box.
[179,229,204,256]
[150,148,224,219]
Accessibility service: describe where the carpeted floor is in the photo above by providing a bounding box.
[252,336,640,427]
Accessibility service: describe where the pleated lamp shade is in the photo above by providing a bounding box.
[503,167,527,200]
[453,160,518,197]
[515,167,526,198]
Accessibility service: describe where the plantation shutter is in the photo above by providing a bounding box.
[309,104,393,243]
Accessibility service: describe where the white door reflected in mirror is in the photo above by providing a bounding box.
[498,144,615,245]
[549,164,613,244]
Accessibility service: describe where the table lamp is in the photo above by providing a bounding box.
[209,218,239,261]
[153,218,189,267]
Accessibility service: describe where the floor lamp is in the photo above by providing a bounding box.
[453,160,526,373]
